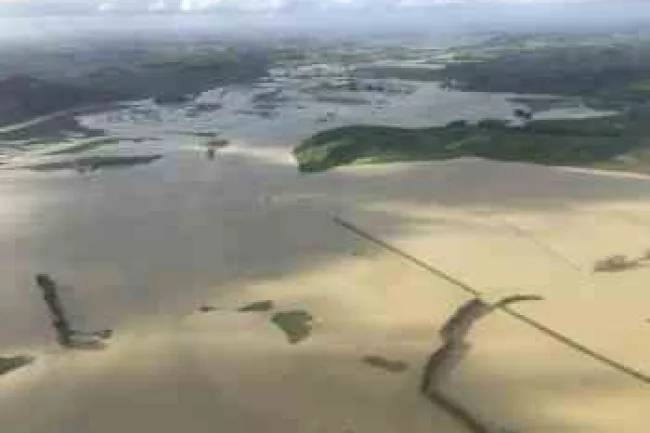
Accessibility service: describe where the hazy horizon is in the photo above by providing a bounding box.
[2,0,650,43]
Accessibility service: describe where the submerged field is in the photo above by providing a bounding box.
[1,32,650,433]
[296,35,650,174]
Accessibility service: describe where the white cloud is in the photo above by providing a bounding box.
[0,0,639,16]
[148,0,166,11]
[97,1,114,11]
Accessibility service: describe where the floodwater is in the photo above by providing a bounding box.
[532,106,619,121]
[0,74,617,349]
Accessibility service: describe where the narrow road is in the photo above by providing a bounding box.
[333,216,650,386]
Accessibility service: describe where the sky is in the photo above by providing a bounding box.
[0,0,639,15]
[0,0,649,41]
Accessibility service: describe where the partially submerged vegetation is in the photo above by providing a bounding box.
[185,103,223,117]
[593,248,650,273]
[507,96,579,113]
[296,35,650,174]
[22,154,162,172]
[437,42,650,103]
[271,310,313,344]
[294,113,650,173]
[313,94,371,106]
[183,131,220,138]
[0,114,107,148]
[594,255,640,273]
[43,137,120,156]
[362,355,408,373]
[354,66,442,82]
[0,76,118,128]
[238,300,275,313]
[0,355,33,377]
[0,43,270,128]
[205,139,229,149]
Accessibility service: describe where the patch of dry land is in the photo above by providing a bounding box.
[2,157,650,433]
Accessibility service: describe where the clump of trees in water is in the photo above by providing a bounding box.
[434,41,650,101]
[594,255,640,273]
[593,248,650,273]
[35,274,113,348]
[0,355,33,377]
[293,110,648,173]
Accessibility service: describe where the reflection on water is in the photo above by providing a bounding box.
[532,106,619,121]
